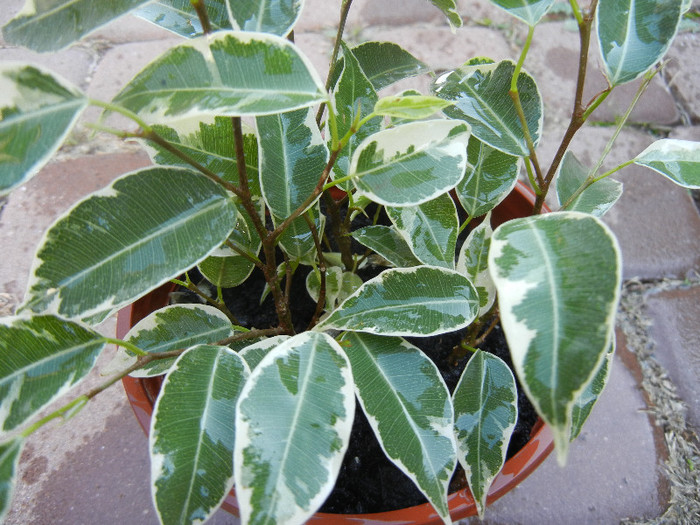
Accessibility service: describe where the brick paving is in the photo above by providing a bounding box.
[1,1,699,524]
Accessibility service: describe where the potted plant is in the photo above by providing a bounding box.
[1,0,698,523]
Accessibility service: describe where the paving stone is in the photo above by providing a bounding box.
[91,13,178,43]
[356,0,443,26]
[295,0,347,31]
[527,22,680,127]
[462,349,665,524]
[646,286,700,431]
[294,32,335,80]
[665,32,700,123]
[0,45,95,91]
[83,39,182,130]
[0,152,152,301]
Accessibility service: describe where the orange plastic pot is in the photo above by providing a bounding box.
[119,181,554,523]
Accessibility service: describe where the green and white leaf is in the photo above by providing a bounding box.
[386,193,459,269]
[556,152,622,216]
[334,41,429,91]
[274,206,324,258]
[597,0,684,85]
[0,63,87,196]
[198,252,255,289]
[433,59,542,157]
[429,0,463,29]
[0,438,23,522]
[349,119,470,207]
[317,266,479,337]
[123,304,237,378]
[113,31,327,123]
[234,332,354,525]
[227,0,304,36]
[257,106,328,218]
[151,345,249,525]
[456,136,521,218]
[633,139,700,189]
[239,335,290,370]
[374,94,453,120]
[2,0,149,52]
[350,225,422,268]
[0,315,105,433]
[456,214,495,315]
[21,167,237,323]
[487,0,556,26]
[146,118,261,195]
[331,42,380,183]
[453,350,517,518]
[135,0,233,38]
[342,332,456,524]
[488,212,621,463]
[570,342,614,441]
[306,266,363,311]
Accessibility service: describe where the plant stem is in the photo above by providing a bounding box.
[87,98,153,132]
[102,337,148,357]
[190,0,212,34]
[172,277,241,325]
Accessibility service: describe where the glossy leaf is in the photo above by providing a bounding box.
[151,345,249,525]
[332,42,380,183]
[374,94,453,120]
[350,225,422,268]
[633,139,700,189]
[21,167,238,322]
[257,107,328,218]
[456,214,496,315]
[386,193,459,269]
[489,212,621,463]
[239,335,290,370]
[199,253,255,289]
[0,315,105,432]
[317,266,479,336]
[146,118,261,195]
[227,0,304,35]
[135,0,233,37]
[487,0,555,26]
[2,0,148,52]
[113,31,327,123]
[570,342,615,441]
[0,439,23,522]
[453,350,517,518]
[124,304,237,378]
[0,63,87,196]
[274,206,324,258]
[306,267,363,311]
[349,119,470,206]
[234,332,354,525]
[597,0,683,85]
[342,332,455,524]
[456,136,520,218]
[429,0,463,28]
[433,60,543,157]
[556,152,622,216]
[338,41,429,91]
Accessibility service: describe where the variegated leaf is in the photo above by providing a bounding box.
[633,139,700,189]
[429,0,463,28]
[317,266,479,337]
[151,345,249,525]
[386,193,459,269]
[20,167,237,323]
[0,315,105,432]
[556,152,622,217]
[306,266,363,311]
[453,350,517,518]
[349,120,470,207]
[489,212,621,463]
[487,0,556,26]
[239,335,290,370]
[457,214,495,316]
[350,225,422,268]
[342,332,455,524]
[374,94,453,120]
[570,342,615,441]
[234,332,354,525]
[0,438,23,522]
[135,0,233,37]
[0,63,87,196]
[112,31,327,123]
[227,0,304,35]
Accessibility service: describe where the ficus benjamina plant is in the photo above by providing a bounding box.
[1,0,699,523]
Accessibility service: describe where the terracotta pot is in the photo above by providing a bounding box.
[119,181,554,523]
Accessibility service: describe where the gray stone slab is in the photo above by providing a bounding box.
[355,0,443,26]
[646,286,700,431]
[0,46,95,90]
[461,351,665,524]
[0,152,152,301]
[91,13,178,43]
[665,33,700,123]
